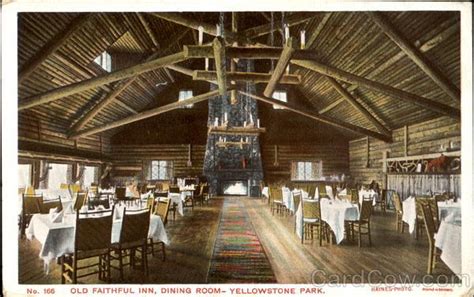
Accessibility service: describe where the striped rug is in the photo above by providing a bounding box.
[207,197,276,283]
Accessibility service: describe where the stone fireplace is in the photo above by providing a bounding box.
[203,60,264,196]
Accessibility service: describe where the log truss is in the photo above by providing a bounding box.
[17,12,461,143]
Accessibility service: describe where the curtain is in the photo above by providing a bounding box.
[387,174,460,200]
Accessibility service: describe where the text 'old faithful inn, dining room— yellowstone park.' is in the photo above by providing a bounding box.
[8,8,472,289]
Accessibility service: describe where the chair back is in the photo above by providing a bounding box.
[74,192,87,211]
[75,207,114,251]
[434,194,449,202]
[161,182,170,192]
[307,184,316,199]
[202,185,209,196]
[119,207,150,245]
[23,194,42,215]
[269,185,282,203]
[154,191,168,198]
[146,196,155,210]
[302,200,321,220]
[393,191,403,214]
[26,186,35,195]
[292,191,302,212]
[421,203,436,244]
[169,185,180,194]
[115,187,127,200]
[317,184,328,198]
[154,198,171,225]
[349,189,358,203]
[415,196,437,220]
[359,200,372,222]
[88,193,110,209]
[38,197,63,214]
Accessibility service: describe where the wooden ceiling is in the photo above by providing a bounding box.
[17,11,461,143]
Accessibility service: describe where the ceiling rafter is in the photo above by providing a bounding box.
[136,13,160,49]
[292,59,460,119]
[241,91,392,142]
[324,76,390,134]
[69,89,225,139]
[367,12,460,103]
[68,29,189,136]
[243,12,314,39]
[264,37,296,97]
[19,13,93,84]
[19,51,187,110]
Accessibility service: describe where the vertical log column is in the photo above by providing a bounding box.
[230,12,238,105]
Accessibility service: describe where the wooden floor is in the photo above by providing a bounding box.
[19,196,459,284]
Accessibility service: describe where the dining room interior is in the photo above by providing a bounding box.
[15,10,466,285]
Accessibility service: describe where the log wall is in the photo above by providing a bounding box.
[349,116,461,186]
[261,143,349,183]
[110,144,206,182]
[108,142,350,184]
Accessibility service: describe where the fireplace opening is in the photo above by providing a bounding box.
[221,180,248,196]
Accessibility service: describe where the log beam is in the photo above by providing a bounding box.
[150,12,247,45]
[325,76,390,135]
[19,51,187,110]
[367,12,460,102]
[183,45,318,60]
[264,37,296,97]
[69,89,223,139]
[213,37,227,95]
[193,70,301,84]
[240,91,392,142]
[137,13,159,48]
[292,59,460,119]
[19,13,93,83]
[69,30,189,133]
[243,13,314,39]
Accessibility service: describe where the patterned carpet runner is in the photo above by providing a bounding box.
[208,198,276,283]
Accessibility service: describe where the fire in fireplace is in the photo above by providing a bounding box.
[221,180,248,196]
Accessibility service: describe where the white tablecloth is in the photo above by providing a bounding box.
[321,199,359,244]
[26,212,169,273]
[295,199,358,244]
[262,187,269,198]
[435,221,461,275]
[437,201,461,222]
[402,197,417,234]
[168,193,185,216]
[402,197,461,234]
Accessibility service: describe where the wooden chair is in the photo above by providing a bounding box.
[110,207,150,281]
[269,185,284,216]
[88,193,111,210]
[301,200,327,246]
[21,193,42,236]
[149,197,171,260]
[60,207,114,284]
[74,192,87,211]
[350,189,359,204]
[37,196,63,214]
[392,191,405,233]
[421,204,440,274]
[376,189,387,213]
[307,184,316,199]
[115,187,127,200]
[434,194,449,203]
[415,196,437,239]
[317,184,329,199]
[193,184,205,206]
[348,200,372,247]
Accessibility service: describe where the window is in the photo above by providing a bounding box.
[272,90,287,109]
[178,89,194,108]
[18,164,32,188]
[149,160,173,180]
[291,161,323,181]
[82,166,99,187]
[94,51,112,72]
[47,163,71,189]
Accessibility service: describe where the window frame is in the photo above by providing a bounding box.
[178,89,194,108]
[272,90,288,109]
[148,160,174,181]
[93,51,112,72]
[291,160,323,181]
